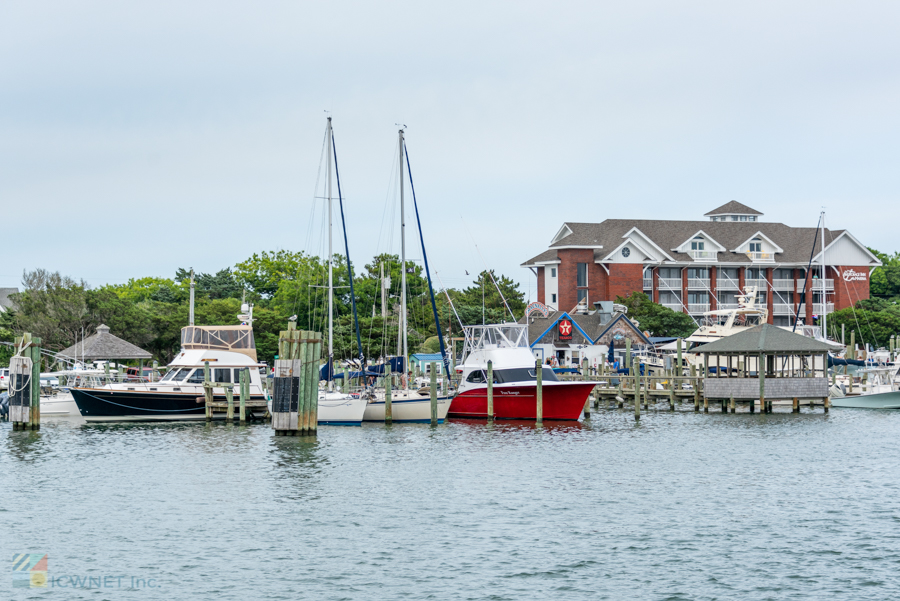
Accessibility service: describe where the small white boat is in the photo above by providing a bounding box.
[362,389,452,423]
[40,392,80,416]
[830,366,900,409]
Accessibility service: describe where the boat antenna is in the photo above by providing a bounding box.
[189,268,195,326]
[793,214,822,332]
[330,121,365,369]
[404,142,451,378]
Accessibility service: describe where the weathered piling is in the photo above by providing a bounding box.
[676,338,683,375]
[225,383,235,422]
[430,361,438,426]
[309,332,321,434]
[625,338,632,372]
[385,370,393,424]
[272,323,322,436]
[239,368,248,423]
[535,358,543,425]
[730,394,735,413]
[10,334,41,431]
[203,361,214,421]
[486,360,494,421]
[582,359,590,418]
[634,363,641,421]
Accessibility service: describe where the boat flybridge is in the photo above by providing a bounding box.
[686,286,768,346]
[71,325,269,422]
[449,323,595,420]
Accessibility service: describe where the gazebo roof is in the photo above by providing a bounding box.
[58,324,152,361]
[693,324,833,354]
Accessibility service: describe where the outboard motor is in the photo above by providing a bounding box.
[0,391,8,419]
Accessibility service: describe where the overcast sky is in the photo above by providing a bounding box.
[2,1,898,300]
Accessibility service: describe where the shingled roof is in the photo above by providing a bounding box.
[522,219,854,265]
[691,324,833,354]
[704,201,763,216]
[58,324,152,361]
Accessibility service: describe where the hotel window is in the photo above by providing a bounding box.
[551,293,557,303]
[577,263,588,287]
[691,238,705,251]
[550,268,556,278]
[688,292,708,305]
[659,291,680,306]
[687,267,708,280]
[746,267,763,280]
[577,289,588,304]
[731,216,739,221]
[774,268,793,279]
[659,267,681,279]
[749,216,757,222]
[749,239,762,253]
[740,215,748,221]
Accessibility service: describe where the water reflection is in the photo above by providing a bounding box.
[2,426,47,464]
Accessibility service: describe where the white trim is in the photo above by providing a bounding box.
[598,263,609,275]
[731,231,784,254]
[672,229,727,253]
[813,231,882,266]
[549,245,604,249]
[600,238,655,262]
[620,227,675,262]
[550,224,574,244]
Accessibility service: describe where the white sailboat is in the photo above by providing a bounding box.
[315,117,368,426]
[362,128,452,423]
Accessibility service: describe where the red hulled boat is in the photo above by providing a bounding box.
[448,324,596,421]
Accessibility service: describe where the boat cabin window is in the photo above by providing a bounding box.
[186,370,207,384]
[494,368,559,383]
[167,368,191,382]
[214,368,232,383]
[466,370,487,384]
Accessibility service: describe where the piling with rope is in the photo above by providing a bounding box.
[10,334,40,431]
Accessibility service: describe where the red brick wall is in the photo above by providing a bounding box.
[833,266,870,310]
[709,266,717,311]
[556,249,594,310]
[608,264,644,301]
[537,267,545,304]
[652,267,659,303]
[765,268,774,324]
[591,264,608,305]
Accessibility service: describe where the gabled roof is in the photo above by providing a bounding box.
[732,231,784,253]
[527,311,594,347]
[704,201,763,216]
[813,230,881,266]
[692,324,833,354]
[674,229,727,252]
[550,224,574,244]
[593,313,652,346]
[58,324,153,361]
[520,311,607,346]
[521,249,559,267]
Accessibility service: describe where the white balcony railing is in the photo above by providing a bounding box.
[643,278,653,290]
[797,279,834,293]
[797,303,806,315]
[813,303,835,315]
[659,278,682,290]
[688,303,710,314]
[745,251,775,263]
[716,278,740,291]
[773,304,794,315]
[688,250,718,262]
[687,278,710,290]
[744,278,768,291]
[662,302,683,312]
[773,279,794,291]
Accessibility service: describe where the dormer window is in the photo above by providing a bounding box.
[749,239,762,253]
[691,238,705,251]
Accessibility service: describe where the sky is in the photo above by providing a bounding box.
[2,1,899,301]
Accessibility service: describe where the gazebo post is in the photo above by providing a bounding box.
[758,352,765,414]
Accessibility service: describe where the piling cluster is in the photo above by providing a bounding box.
[9,334,41,431]
[271,324,321,436]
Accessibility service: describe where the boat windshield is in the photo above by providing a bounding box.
[180,326,257,361]
[466,367,559,384]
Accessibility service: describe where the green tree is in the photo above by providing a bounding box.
[868,247,900,299]
[614,292,697,338]
[233,250,317,298]
[456,270,525,322]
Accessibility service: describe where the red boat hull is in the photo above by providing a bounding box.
[448,382,595,420]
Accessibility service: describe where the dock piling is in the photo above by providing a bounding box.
[239,368,248,423]
[430,362,438,426]
[634,364,641,421]
[535,358,543,425]
[487,360,494,421]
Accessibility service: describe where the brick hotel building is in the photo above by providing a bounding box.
[521,201,880,326]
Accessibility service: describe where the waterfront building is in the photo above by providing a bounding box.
[521,201,879,328]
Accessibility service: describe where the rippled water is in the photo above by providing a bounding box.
[3,406,900,600]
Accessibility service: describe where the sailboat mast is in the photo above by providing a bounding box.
[821,209,827,340]
[189,268,195,326]
[399,129,408,388]
[327,117,334,391]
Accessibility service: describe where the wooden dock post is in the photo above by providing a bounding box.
[617,377,624,408]
[239,368,248,422]
[676,338,683,375]
[535,358,543,425]
[309,332,321,434]
[203,361,213,421]
[792,397,799,413]
[385,370,393,424]
[487,360,494,421]
[691,365,699,411]
[10,334,40,431]
[668,378,675,411]
[634,365,641,421]
[430,361,438,426]
[299,329,311,434]
[625,338,632,373]
[225,383,234,422]
[582,359,590,418]
[730,394,735,413]
[152,360,159,382]
[758,352,766,415]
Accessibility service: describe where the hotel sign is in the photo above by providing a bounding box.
[842,269,866,282]
[558,319,573,341]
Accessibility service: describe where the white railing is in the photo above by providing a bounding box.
[661,302,683,312]
[745,251,775,262]
[688,303,710,313]
[773,279,794,291]
[716,278,740,291]
[745,278,768,290]
[797,303,806,315]
[687,278,710,290]
[643,278,653,290]
[688,250,718,262]
[773,304,794,315]
[716,303,739,311]
[797,279,834,293]
[813,303,835,315]
[659,278,682,290]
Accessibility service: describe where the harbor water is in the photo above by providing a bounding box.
[3,408,900,599]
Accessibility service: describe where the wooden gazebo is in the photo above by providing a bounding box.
[58,324,152,367]
[693,324,833,413]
